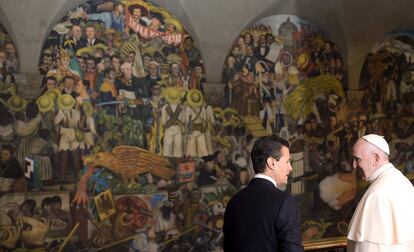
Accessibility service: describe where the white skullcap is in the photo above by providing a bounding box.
[361,134,390,155]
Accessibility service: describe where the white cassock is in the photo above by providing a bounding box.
[347,163,414,252]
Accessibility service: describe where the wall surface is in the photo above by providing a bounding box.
[1,1,414,251]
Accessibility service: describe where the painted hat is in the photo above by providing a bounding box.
[76,46,94,57]
[44,88,61,102]
[186,89,203,107]
[149,10,165,24]
[163,87,181,104]
[166,53,182,64]
[81,101,94,117]
[36,95,54,113]
[57,94,76,110]
[128,4,148,16]
[53,23,70,35]
[164,17,184,33]
[142,45,161,57]
[203,192,219,206]
[7,95,27,112]
[104,28,116,35]
[158,7,171,19]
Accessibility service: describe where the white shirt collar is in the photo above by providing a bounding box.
[254,173,277,188]
[367,162,393,183]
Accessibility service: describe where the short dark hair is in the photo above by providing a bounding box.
[81,79,91,89]
[41,197,52,208]
[62,75,75,84]
[51,195,62,203]
[251,135,289,174]
[45,76,57,83]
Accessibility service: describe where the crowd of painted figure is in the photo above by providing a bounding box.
[0,1,414,250]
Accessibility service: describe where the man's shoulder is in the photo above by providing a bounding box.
[228,179,290,206]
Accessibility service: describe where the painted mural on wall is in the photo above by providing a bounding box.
[0,1,412,249]
[0,23,18,96]
[357,30,414,183]
[1,0,225,251]
[221,14,353,242]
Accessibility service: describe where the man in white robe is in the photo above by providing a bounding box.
[347,134,414,252]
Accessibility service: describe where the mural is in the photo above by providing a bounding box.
[219,14,354,243]
[0,23,19,100]
[1,0,413,248]
[357,31,414,175]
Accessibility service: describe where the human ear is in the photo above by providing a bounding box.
[266,157,274,169]
[372,153,380,166]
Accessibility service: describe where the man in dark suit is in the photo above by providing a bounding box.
[223,135,303,252]
[63,24,83,52]
[79,25,105,49]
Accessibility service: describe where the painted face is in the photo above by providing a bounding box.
[151,18,161,28]
[1,149,11,161]
[274,146,292,185]
[237,37,245,47]
[244,33,252,44]
[170,63,180,76]
[143,55,151,69]
[151,85,161,96]
[194,66,203,77]
[231,47,240,56]
[227,56,236,67]
[86,59,96,71]
[64,78,75,91]
[46,79,56,90]
[166,24,175,33]
[72,25,82,39]
[115,3,124,14]
[352,140,375,181]
[59,57,70,69]
[132,8,142,18]
[239,170,249,185]
[0,51,6,65]
[86,27,95,39]
[51,201,61,211]
[97,60,105,72]
[76,80,84,94]
[127,53,135,63]
[111,57,120,70]
[5,43,16,57]
[122,64,132,78]
[95,48,104,58]
[42,55,53,66]
[148,63,158,77]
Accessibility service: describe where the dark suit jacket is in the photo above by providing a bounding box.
[253,45,270,61]
[78,37,106,49]
[223,178,303,252]
[62,37,82,53]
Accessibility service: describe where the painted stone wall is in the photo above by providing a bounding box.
[0,2,413,250]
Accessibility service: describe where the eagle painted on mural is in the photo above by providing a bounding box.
[73,146,175,206]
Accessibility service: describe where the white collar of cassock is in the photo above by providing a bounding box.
[367,162,393,183]
[254,173,277,188]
